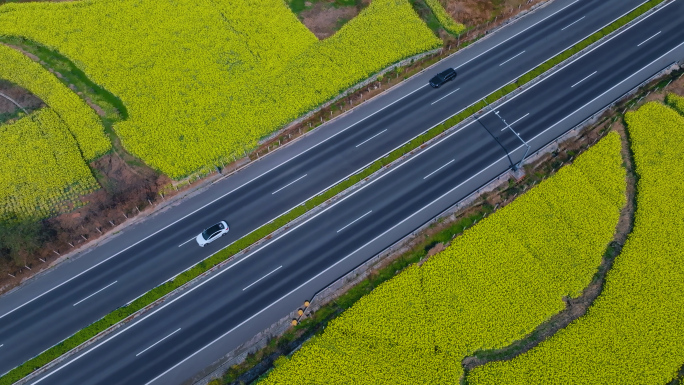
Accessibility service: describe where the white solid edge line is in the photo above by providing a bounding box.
[259,119,432,226]
[423,159,455,179]
[72,281,117,307]
[158,83,444,295]
[161,260,204,286]
[113,31,684,385]
[124,289,150,307]
[27,4,675,382]
[637,30,662,47]
[501,113,530,131]
[570,71,598,88]
[337,211,373,233]
[355,129,388,148]
[499,50,526,66]
[431,88,461,105]
[427,0,652,137]
[271,174,307,195]
[162,79,484,287]
[561,15,586,31]
[528,40,684,146]
[135,328,181,357]
[0,82,428,321]
[242,266,283,292]
[172,158,398,285]
[454,0,582,70]
[37,0,648,317]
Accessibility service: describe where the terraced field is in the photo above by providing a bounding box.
[0,44,106,219]
[0,44,110,161]
[0,108,100,220]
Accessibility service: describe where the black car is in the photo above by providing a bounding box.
[429,68,457,88]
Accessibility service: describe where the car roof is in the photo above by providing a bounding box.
[203,222,224,237]
[439,68,455,76]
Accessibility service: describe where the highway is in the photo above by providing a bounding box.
[0,0,653,374]
[19,0,684,383]
[0,0,650,374]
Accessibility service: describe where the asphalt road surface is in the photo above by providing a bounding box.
[20,0,684,383]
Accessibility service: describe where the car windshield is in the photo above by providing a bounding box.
[201,223,223,240]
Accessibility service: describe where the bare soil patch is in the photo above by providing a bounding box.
[299,2,363,39]
[2,43,39,62]
[444,0,534,26]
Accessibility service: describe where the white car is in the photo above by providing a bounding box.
[196,221,229,247]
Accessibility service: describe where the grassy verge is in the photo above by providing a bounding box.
[0,36,151,177]
[0,1,664,383]
[409,0,445,35]
[0,109,27,124]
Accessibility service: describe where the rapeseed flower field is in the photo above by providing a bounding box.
[666,92,684,114]
[0,0,440,178]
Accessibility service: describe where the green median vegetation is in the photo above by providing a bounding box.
[0,0,664,383]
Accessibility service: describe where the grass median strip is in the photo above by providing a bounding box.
[0,0,665,383]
